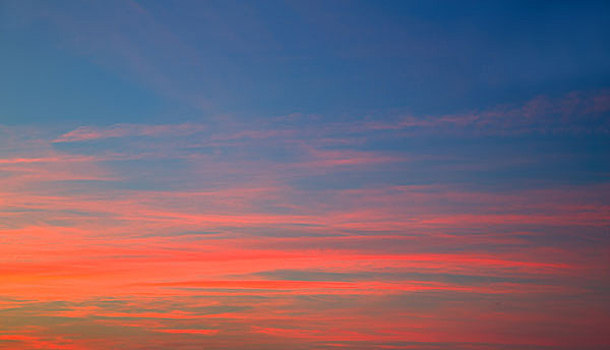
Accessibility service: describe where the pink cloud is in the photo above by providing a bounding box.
[359,89,610,134]
[53,123,205,142]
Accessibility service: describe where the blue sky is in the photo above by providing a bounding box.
[1,1,610,349]
[3,0,610,123]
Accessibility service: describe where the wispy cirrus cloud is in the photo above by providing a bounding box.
[2,89,610,349]
[360,89,610,135]
[53,123,206,143]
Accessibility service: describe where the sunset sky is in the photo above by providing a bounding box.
[1,1,610,349]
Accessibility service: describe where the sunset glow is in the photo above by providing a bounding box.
[1,1,610,349]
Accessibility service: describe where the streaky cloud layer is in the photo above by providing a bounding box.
[1,1,610,349]
[2,89,609,348]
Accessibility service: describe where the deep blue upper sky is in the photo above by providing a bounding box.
[2,0,610,125]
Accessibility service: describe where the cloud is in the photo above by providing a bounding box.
[53,123,206,142]
[360,89,610,135]
[2,90,610,349]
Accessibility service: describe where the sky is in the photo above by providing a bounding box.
[1,0,610,349]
